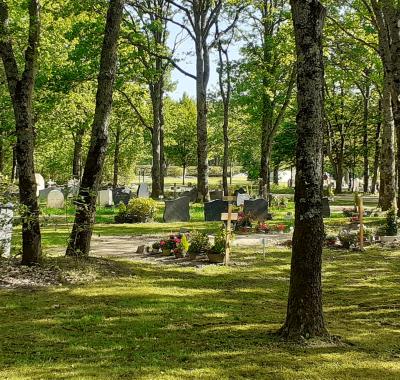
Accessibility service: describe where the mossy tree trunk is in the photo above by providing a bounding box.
[66,0,124,257]
[279,0,328,340]
[0,0,42,265]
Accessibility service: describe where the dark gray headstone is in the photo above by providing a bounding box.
[204,200,229,221]
[163,196,190,222]
[181,187,197,202]
[137,183,149,198]
[209,190,223,200]
[39,187,57,201]
[243,199,270,221]
[113,187,132,206]
[322,197,331,218]
[234,187,247,196]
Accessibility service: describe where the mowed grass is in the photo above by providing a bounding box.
[1,247,400,379]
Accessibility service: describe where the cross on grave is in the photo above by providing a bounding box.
[220,204,238,266]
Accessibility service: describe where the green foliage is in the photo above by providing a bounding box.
[115,198,157,223]
[187,231,210,254]
[385,208,398,236]
[210,227,226,255]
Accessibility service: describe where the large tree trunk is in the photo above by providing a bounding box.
[379,72,396,210]
[371,118,382,194]
[362,81,370,193]
[160,125,165,194]
[383,4,400,213]
[11,144,17,182]
[273,164,279,185]
[0,0,41,265]
[72,128,84,179]
[195,39,210,202]
[0,136,4,174]
[66,0,124,257]
[279,0,327,340]
[113,124,121,188]
[150,79,162,199]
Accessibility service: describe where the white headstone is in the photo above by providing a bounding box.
[0,203,13,257]
[47,190,65,209]
[98,189,113,207]
[35,173,45,196]
[137,183,149,198]
[236,193,251,206]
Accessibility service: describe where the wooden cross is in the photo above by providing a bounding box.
[221,204,238,265]
[358,195,364,251]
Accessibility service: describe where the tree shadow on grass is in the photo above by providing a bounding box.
[0,248,399,379]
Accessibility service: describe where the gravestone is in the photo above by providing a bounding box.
[39,187,57,202]
[67,179,80,196]
[236,193,250,206]
[234,187,247,196]
[47,190,65,209]
[204,200,228,222]
[0,203,13,257]
[181,187,197,202]
[35,173,45,196]
[322,197,331,218]
[137,183,149,198]
[97,189,113,207]
[113,187,132,206]
[210,190,223,200]
[163,196,190,222]
[244,199,271,221]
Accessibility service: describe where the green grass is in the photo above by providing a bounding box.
[1,247,400,379]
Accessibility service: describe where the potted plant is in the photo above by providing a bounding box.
[207,228,226,263]
[151,242,161,254]
[187,231,210,260]
[235,212,252,233]
[276,224,286,234]
[378,208,398,243]
[174,234,189,258]
[338,229,358,249]
[255,222,270,234]
[325,234,338,247]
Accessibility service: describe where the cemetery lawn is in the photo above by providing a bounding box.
[1,247,399,379]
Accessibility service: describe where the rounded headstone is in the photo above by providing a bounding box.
[47,190,65,209]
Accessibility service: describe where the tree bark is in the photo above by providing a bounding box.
[273,164,279,185]
[72,127,84,179]
[362,80,370,193]
[379,72,396,210]
[279,0,327,340]
[195,37,210,202]
[113,124,121,188]
[0,0,41,265]
[371,118,382,194]
[66,0,124,257]
[0,136,3,174]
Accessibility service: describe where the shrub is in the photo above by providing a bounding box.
[271,195,289,209]
[385,208,398,236]
[338,229,358,249]
[209,227,226,255]
[115,198,157,223]
[188,231,210,255]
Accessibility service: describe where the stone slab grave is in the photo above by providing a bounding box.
[322,197,331,218]
[236,193,251,207]
[204,200,228,221]
[210,190,223,200]
[243,199,271,221]
[0,203,13,257]
[113,187,132,206]
[163,196,190,222]
[47,190,65,209]
[35,173,45,197]
[181,187,197,202]
[97,189,113,207]
[137,183,149,198]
